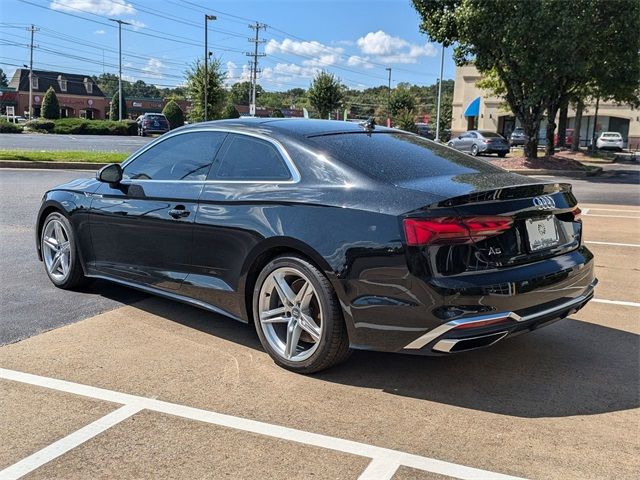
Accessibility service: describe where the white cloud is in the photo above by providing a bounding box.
[124,19,145,30]
[346,55,374,69]
[141,58,165,78]
[356,30,437,64]
[225,61,251,86]
[50,0,135,16]
[265,38,344,59]
[94,29,105,35]
[260,62,320,87]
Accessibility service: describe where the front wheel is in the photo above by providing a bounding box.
[253,255,351,373]
[497,152,507,158]
[471,144,479,156]
[41,212,89,290]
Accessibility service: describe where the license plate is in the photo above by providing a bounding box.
[526,216,559,251]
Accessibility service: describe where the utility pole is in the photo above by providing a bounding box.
[204,14,216,122]
[435,44,445,142]
[109,19,131,121]
[246,22,266,117]
[27,24,38,119]
[385,67,392,127]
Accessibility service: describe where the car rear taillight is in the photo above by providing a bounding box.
[571,207,582,221]
[144,120,150,125]
[403,216,513,246]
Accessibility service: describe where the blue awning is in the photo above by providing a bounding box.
[463,96,481,117]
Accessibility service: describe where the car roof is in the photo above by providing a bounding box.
[183,118,395,137]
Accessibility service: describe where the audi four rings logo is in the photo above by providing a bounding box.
[533,195,556,210]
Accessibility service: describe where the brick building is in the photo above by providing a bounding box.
[8,69,109,119]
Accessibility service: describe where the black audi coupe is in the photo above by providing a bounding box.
[36,118,596,373]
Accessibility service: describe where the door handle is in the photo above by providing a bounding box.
[168,205,190,219]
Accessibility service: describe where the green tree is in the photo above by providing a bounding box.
[221,104,240,119]
[308,71,343,119]
[162,100,184,129]
[109,91,128,120]
[412,0,607,158]
[92,73,126,98]
[230,81,263,106]
[185,58,226,122]
[389,88,415,116]
[129,80,161,98]
[41,87,60,119]
[270,108,284,118]
[0,68,7,87]
[396,109,418,133]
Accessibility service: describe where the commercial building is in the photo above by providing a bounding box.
[7,69,108,119]
[452,65,639,148]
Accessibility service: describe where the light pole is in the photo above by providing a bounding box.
[385,67,392,127]
[204,14,216,122]
[109,19,131,121]
[435,44,445,142]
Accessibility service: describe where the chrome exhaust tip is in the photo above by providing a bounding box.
[432,331,509,353]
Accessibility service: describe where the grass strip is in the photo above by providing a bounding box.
[0,150,128,163]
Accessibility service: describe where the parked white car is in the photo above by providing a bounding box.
[596,132,624,151]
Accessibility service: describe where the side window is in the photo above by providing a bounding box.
[469,132,478,138]
[123,132,226,181]
[211,134,292,181]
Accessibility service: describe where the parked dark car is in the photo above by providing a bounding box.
[415,123,434,140]
[448,130,510,157]
[137,113,170,136]
[509,127,527,146]
[36,119,596,373]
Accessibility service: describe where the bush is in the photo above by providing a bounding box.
[222,104,240,119]
[109,91,128,120]
[270,108,284,118]
[25,119,55,132]
[41,86,60,119]
[162,100,185,129]
[0,119,23,133]
[395,109,418,133]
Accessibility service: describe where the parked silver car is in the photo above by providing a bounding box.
[448,130,510,157]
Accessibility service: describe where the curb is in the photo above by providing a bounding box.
[506,167,603,177]
[0,160,107,170]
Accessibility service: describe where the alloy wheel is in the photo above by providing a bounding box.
[258,267,323,362]
[42,219,72,282]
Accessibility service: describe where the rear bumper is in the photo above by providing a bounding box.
[403,278,597,354]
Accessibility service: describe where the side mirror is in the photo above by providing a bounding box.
[96,163,123,184]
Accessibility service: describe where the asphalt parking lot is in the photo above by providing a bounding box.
[1,168,638,479]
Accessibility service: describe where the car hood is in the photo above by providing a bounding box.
[50,176,102,194]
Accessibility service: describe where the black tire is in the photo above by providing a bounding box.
[498,152,507,158]
[40,212,89,290]
[253,255,351,373]
[471,144,479,156]
[447,142,454,148]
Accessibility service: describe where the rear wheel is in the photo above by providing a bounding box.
[498,152,507,158]
[471,144,479,156]
[41,212,88,290]
[253,255,351,373]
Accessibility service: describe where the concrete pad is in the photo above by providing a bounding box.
[393,467,453,479]
[582,215,640,244]
[25,410,368,480]
[571,302,640,335]
[0,379,115,469]
[586,243,640,303]
[1,297,638,479]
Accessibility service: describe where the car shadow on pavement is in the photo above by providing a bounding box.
[317,319,639,418]
[127,297,639,419]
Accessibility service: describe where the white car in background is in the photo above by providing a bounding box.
[596,132,624,150]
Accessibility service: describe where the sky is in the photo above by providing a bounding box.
[0,0,456,92]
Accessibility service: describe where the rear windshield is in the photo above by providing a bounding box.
[307,132,503,183]
[602,133,621,138]
[146,115,166,120]
[479,131,503,138]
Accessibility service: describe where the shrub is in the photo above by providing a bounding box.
[162,100,185,129]
[109,91,128,120]
[0,119,23,133]
[222,104,240,119]
[25,119,55,132]
[395,109,418,133]
[270,108,284,118]
[41,87,61,119]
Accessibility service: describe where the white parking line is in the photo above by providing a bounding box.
[585,241,640,248]
[583,214,640,219]
[0,404,143,480]
[592,298,640,308]
[582,208,640,213]
[0,368,526,480]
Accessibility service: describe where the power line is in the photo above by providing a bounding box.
[246,22,266,116]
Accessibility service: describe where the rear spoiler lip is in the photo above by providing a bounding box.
[431,182,572,209]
